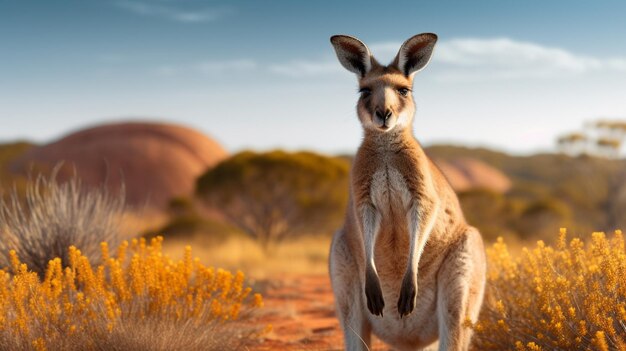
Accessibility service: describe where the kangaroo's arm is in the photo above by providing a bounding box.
[398,180,440,317]
[359,202,381,274]
[351,164,386,316]
[354,199,386,317]
[406,195,440,277]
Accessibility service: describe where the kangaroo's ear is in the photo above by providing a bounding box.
[330,35,373,77]
[393,33,438,77]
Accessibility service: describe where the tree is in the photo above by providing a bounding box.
[556,119,626,158]
[596,120,626,140]
[557,132,588,156]
[596,137,622,159]
[196,151,349,251]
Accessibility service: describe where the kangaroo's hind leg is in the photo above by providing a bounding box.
[436,227,486,351]
[330,230,371,351]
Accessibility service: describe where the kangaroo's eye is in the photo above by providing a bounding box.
[359,88,371,98]
[397,88,410,97]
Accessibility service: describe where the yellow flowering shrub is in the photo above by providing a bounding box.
[0,236,263,350]
[472,229,626,351]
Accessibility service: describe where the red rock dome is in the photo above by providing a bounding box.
[11,122,228,209]
[433,157,511,193]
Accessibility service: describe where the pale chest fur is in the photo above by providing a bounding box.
[370,165,413,218]
[369,164,413,279]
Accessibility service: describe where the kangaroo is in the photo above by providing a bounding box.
[328,33,486,351]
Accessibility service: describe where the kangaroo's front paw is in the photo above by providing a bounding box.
[365,273,385,317]
[397,275,417,318]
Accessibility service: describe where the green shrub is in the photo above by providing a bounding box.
[196,150,349,250]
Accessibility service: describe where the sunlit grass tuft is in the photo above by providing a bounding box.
[0,171,125,278]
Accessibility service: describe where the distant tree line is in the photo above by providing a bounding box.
[162,146,626,250]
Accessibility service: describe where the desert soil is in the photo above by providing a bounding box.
[248,274,407,351]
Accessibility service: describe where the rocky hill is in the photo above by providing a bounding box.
[433,157,511,193]
[9,122,227,209]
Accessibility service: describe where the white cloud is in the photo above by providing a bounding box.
[433,38,626,81]
[116,1,227,23]
[606,58,626,70]
[155,59,257,76]
[269,37,626,80]
[438,38,600,71]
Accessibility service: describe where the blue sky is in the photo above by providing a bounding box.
[1,0,626,154]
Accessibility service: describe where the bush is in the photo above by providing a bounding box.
[167,196,196,217]
[143,214,241,243]
[0,172,125,277]
[196,150,349,250]
[459,188,518,241]
[516,198,572,241]
[143,196,242,242]
[0,237,264,351]
[472,229,626,350]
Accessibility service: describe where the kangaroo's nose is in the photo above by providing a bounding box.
[376,109,393,121]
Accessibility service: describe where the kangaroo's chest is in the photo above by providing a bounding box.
[370,165,412,217]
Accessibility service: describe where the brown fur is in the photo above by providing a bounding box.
[329,34,486,351]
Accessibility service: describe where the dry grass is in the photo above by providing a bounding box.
[0,172,125,277]
[1,313,253,351]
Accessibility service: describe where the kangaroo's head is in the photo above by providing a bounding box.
[330,33,437,133]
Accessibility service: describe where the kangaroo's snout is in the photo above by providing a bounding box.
[374,109,394,129]
[375,109,392,121]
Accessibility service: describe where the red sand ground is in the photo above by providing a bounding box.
[249,274,394,351]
